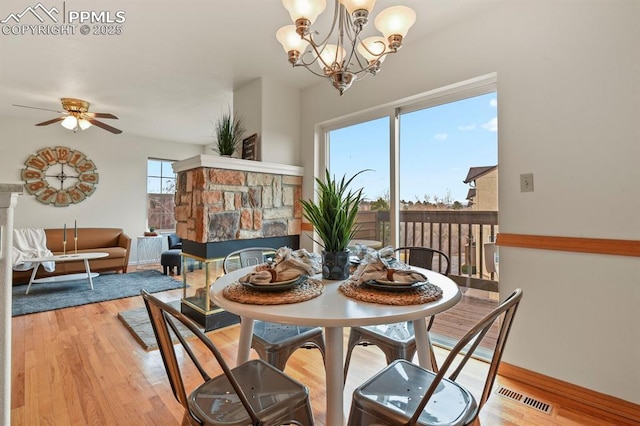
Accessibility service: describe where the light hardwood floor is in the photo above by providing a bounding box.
[10,268,636,425]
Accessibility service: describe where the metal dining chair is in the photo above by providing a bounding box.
[141,290,315,426]
[347,288,523,426]
[223,247,326,371]
[344,246,450,381]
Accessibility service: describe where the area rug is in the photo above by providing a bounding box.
[12,270,183,316]
[117,300,197,351]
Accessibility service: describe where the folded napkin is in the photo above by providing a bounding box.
[240,247,319,284]
[352,250,428,285]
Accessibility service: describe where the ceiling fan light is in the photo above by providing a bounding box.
[375,5,416,39]
[78,118,92,130]
[61,115,78,130]
[282,0,327,24]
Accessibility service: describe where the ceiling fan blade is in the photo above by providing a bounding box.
[13,104,64,114]
[87,118,122,134]
[85,112,119,119]
[35,117,65,126]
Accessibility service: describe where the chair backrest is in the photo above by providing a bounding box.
[409,288,523,425]
[394,246,451,275]
[223,247,277,273]
[141,290,261,424]
[167,233,182,250]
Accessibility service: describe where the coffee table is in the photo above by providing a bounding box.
[24,252,109,294]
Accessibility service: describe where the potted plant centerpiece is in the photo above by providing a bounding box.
[212,109,245,157]
[300,169,366,280]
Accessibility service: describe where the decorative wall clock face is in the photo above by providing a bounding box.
[22,146,99,207]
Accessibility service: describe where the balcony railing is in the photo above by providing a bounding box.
[354,209,499,293]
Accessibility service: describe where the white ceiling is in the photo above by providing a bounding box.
[0,0,499,145]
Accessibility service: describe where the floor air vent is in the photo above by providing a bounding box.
[495,386,553,414]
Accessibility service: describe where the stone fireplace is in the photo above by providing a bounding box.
[172,155,303,258]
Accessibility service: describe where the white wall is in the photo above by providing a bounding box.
[299,0,640,403]
[234,78,263,157]
[261,77,302,165]
[235,77,302,165]
[0,117,203,263]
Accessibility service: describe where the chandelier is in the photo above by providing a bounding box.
[276,0,416,95]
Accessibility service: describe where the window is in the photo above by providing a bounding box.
[147,159,176,232]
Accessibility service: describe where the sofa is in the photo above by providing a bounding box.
[12,227,131,285]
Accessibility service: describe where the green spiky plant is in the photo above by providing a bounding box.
[300,169,367,252]
[212,109,245,156]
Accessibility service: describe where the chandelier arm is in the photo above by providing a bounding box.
[340,9,357,70]
[301,38,336,71]
[291,62,329,78]
[303,0,341,50]
[349,34,370,70]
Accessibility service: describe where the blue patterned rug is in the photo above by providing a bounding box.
[12,270,184,316]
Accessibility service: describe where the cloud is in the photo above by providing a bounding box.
[459,124,476,131]
[481,117,497,132]
[434,133,448,141]
[489,98,497,107]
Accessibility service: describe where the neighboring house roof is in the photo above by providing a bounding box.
[466,188,477,200]
[463,165,498,184]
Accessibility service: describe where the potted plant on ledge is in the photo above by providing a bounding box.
[300,169,366,280]
[212,108,245,157]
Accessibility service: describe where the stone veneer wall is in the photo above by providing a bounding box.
[174,167,302,244]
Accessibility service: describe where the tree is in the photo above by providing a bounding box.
[370,196,389,211]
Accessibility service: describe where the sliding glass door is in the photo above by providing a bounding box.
[324,79,499,353]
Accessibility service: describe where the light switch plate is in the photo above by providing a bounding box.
[520,173,534,192]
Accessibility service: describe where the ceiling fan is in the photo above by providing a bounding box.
[13,98,122,134]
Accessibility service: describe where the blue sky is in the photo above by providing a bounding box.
[329,92,497,204]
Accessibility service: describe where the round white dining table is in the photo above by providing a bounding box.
[211,266,462,426]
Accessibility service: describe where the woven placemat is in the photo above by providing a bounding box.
[223,277,324,305]
[339,280,443,305]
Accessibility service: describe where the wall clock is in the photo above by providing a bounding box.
[22,146,99,207]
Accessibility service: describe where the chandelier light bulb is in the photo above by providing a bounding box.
[282,0,327,24]
[339,0,377,15]
[276,25,309,61]
[375,5,416,40]
[357,36,389,63]
[316,44,346,71]
[61,115,78,130]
